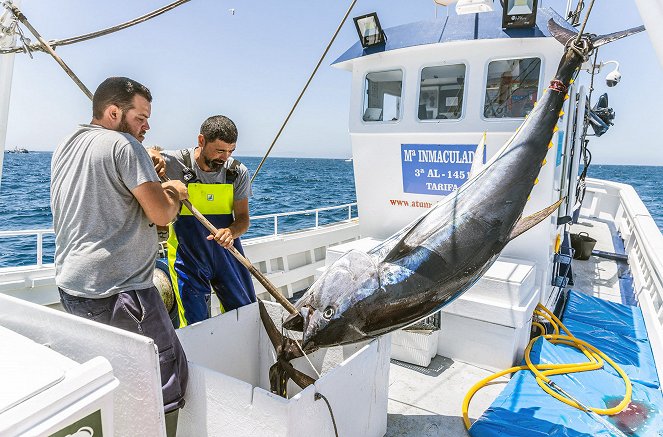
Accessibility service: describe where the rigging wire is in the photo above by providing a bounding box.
[250,0,359,184]
[0,0,191,55]
[2,1,92,99]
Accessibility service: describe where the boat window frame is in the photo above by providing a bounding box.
[480,55,544,122]
[360,67,405,125]
[416,60,469,123]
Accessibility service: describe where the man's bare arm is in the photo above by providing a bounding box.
[132,180,188,226]
[229,198,250,238]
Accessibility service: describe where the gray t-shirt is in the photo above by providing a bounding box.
[161,148,252,200]
[51,124,160,297]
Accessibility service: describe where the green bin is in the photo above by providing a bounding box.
[570,232,597,260]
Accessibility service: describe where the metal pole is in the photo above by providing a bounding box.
[179,195,299,315]
[161,175,299,316]
[0,0,20,190]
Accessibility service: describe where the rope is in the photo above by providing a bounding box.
[574,0,595,45]
[0,0,191,55]
[250,0,359,184]
[314,392,339,437]
[2,1,92,99]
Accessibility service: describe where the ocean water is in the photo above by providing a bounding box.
[0,153,356,267]
[0,153,661,268]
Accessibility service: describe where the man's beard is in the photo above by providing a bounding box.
[118,114,144,143]
[204,156,224,171]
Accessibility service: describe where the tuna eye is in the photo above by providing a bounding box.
[323,306,335,319]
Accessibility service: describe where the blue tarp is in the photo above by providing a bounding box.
[470,291,663,436]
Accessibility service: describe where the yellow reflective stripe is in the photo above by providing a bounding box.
[167,225,188,328]
[180,183,234,216]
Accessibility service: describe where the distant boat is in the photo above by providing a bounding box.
[6,146,28,153]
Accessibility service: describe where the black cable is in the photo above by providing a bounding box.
[315,392,339,437]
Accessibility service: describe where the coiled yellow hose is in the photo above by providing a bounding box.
[461,303,632,430]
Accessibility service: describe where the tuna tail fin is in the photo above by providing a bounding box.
[548,18,645,48]
[591,25,645,47]
[509,198,565,241]
[548,19,578,45]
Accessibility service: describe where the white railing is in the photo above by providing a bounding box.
[583,178,663,380]
[249,203,357,237]
[0,203,359,268]
[0,229,55,267]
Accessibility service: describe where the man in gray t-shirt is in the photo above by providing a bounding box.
[149,115,256,327]
[51,77,189,423]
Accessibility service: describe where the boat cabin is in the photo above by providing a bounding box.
[334,7,585,305]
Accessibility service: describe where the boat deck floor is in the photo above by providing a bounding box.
[384,215,625,436]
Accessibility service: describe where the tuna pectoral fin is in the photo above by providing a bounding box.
[509,198,565,241]
[260,300,317,397]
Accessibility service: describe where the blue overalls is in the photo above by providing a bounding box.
[167,182,256,327]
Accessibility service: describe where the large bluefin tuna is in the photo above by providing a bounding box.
[283,20,644,352]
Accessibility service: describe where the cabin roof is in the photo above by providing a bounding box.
[333,7,572,65]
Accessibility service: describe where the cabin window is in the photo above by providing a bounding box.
[484,57,541,118]
[363,70,403,122]
[418,64,466,120]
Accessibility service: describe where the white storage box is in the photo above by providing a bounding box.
[391,328,440,367]
[176,301,390,437]
[0,326,118,437]
[326,237,382,266]
[438,257,539,370]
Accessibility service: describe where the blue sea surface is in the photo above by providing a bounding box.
[0,153,661,268]
[0,153,356,267]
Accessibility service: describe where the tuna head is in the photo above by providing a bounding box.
[284,249,380,351]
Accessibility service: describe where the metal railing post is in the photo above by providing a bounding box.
[36,232,43,267]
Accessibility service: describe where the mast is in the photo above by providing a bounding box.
[0,0,21,190]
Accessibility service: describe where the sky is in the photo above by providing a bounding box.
[2,0,661,164]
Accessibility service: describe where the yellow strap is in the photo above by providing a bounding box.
[180,183,233,215]
[166,226,188,328]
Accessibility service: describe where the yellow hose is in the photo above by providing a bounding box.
[462,303,632,430]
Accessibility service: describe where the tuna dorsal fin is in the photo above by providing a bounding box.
[548,19,578,45]
[468,132,486,179]
[509,198,565,241]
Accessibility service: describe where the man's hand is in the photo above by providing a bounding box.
[207,227,234,248]
[162,179,189,201]
[147,147,166,177]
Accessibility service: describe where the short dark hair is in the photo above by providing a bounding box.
[200,115,238,144]
[92,77,152,119]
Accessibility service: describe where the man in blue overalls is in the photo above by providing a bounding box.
[153,115,256,327]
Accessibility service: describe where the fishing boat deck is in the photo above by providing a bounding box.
[384,215,627,436]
